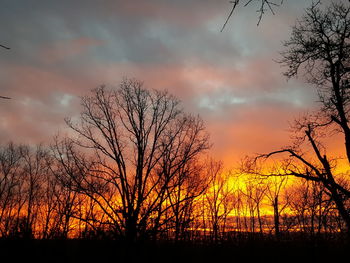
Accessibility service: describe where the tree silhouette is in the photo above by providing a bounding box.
[53,78,210,242]
[280,1,350,162]
[245,1,350,237]
[204,159,234,242]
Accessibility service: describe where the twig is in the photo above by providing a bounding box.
[0,44,10,50]
[221,0,239,32]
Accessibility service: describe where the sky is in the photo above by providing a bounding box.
[0,0,327,167]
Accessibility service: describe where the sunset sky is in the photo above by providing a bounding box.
[0,0,325,167]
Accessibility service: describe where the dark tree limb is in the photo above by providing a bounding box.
[221,0,283,32]
[0,44,10,50]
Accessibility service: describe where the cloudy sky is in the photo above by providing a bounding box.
[0,0,324,166]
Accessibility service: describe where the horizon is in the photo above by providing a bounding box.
[1,0,350,251]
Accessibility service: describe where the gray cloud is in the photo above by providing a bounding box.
[0,0,320,161]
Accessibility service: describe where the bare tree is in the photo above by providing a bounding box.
[265,176,289,237]
[53,78,210,242]
[243,177,267,234]
[163,161,208,241]
[204,159,234,242]
[280,1,350,162]
[241,179,258,233]
[247,122,350,235]
[243,1,350,237]
[39,168,60,239]
[0,143,23,237]
[287,179,331,235]
[19,145,51,238]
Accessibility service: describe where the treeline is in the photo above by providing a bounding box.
[1,77,350,242]
[0,141,348,242]
[2,0,350,246]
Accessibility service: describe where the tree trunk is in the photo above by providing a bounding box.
[125,216,138,243]
[257,207,263,234]
[273,197,280,238]
[330,190,350,238]
[344,129,350,164]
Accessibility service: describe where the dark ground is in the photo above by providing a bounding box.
[0,235,349,263]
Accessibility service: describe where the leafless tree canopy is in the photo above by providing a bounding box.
[3,1,350,247]
[243,1,350,237]
[53,78,210,241]
[280,1,350,161]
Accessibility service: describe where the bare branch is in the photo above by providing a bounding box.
[221,0,283,31]
[0,44,10,50]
